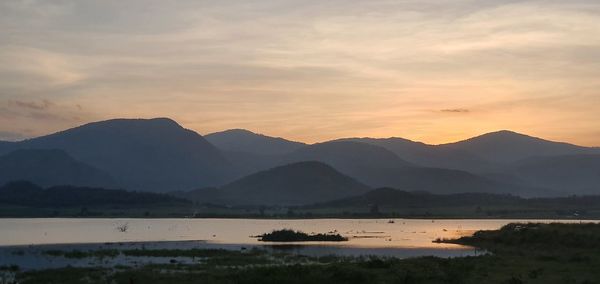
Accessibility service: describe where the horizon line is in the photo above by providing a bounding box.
[1,117,598,149]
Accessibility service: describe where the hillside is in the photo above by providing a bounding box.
[282,141,413,185]
[281,141,526,195]
[506,154,600,195]
[337,137,495,173]
[1,118,232,191]
[0,149,115,188]
[383,167,531,195]
[213,161,371,206]
[206,129,305,156]
[440,130,599,163]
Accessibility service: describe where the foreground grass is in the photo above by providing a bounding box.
[11,223,600,284]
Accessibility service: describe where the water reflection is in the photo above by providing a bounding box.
[0,218,590,248]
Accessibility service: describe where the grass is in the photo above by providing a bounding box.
[15,223,600,283]
[438,222,600,253]
[43,249,120,259]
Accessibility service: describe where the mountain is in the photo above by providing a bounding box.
[282,141,413,185]
[0,149,115,188]
[280,141,526,195]
[2,118,231,191]
[505,154,600,195]
[336,137,495,172]
[382,167,532,195]
[0,181,189,208]
[206,129,306,156]
[440,130,599,163]
[213,161,371,206]
[219,150,281,180]
[0,141,14,152]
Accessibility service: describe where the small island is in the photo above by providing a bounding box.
[257,229,348,242]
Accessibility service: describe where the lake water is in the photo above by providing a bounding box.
[0,218,595,270]
[0,218,592,248]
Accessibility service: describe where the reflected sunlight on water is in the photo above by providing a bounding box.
[1,218,594,249]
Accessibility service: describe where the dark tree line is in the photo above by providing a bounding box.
[0,181,190,207]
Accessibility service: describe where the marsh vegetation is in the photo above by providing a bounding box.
[257,229,348,242]
[4,223,600,283]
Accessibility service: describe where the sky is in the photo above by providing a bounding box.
[1,0,599,146]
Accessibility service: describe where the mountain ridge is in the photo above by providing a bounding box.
[181,161,371,206]
[0,118,232,191]
[206,129,306,156]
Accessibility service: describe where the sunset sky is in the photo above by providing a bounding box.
[1,0,599,146]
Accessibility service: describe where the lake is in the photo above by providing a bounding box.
[0,218,594,270]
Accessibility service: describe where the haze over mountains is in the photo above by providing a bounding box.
[1,117,599,205]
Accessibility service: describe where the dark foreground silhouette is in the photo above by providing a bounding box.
[257,229,348,242]
[5,223,600,283]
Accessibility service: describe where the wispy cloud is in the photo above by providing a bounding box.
[440,108,470,113]
[12,100,54,110]
[0,0,599,145]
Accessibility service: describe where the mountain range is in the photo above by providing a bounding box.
[175,161,370,206]
[0,118,231,191]
[1,117,599,204]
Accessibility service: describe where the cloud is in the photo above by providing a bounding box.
[0,0,599,145]
[0,99,97,140]
[440,108,470,113]
[12,99,54,110]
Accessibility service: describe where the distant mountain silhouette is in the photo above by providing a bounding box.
[383,167,534,195]
[204,129,306,155]
[336,137,495,172]
[280,141,527,195]
[219,150,281,180]
[505,154,600,195]
[202,161,371,206]
[0,149,115,188]
[0,118,231,191]
[206,129,305,155]
[1,121,598,197]
[282,141,413,184]
[205,129,306,180]
[440,130,599,163]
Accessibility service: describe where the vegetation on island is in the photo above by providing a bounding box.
[437,222,600,251]
[257,229,348,242]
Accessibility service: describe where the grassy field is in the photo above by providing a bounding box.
[4,223,600,283]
